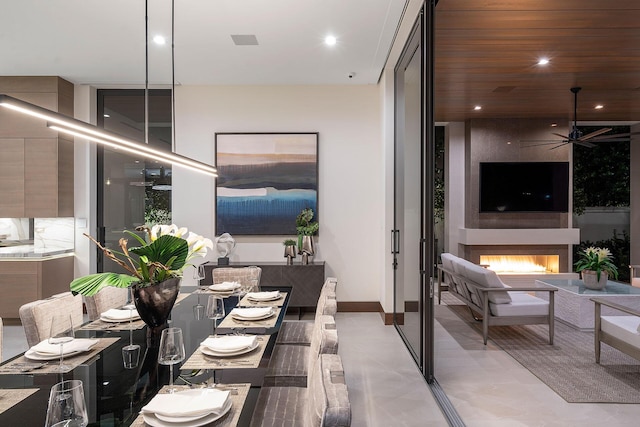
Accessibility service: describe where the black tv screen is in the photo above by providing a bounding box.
[479,162,569,213]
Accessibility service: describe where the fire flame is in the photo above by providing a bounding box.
[479,255,556,274]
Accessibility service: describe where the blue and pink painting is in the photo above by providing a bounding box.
[215,133,318,235]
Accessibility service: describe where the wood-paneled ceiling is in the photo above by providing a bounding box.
[435,0,640,122]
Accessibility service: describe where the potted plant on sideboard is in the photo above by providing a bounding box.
[295,208,319,265]
[283,239,297,265]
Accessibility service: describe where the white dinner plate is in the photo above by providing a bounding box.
[100,314,140,323]
[200,340,260,357]
[25,348,85,361]
[142,398,232,427]
[209,282,241,292]
[230,309,274,321]
[247,292,281,302]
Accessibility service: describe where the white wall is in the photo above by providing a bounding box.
[172,85,383,302]
[444,122,465,255]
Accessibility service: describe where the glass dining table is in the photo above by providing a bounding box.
[0,285,291,426]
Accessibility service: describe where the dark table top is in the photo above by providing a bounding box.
[0,285,291,426]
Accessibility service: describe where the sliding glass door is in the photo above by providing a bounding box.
[393,4,436,381]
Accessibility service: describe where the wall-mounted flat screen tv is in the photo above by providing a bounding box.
[479,162,569,213]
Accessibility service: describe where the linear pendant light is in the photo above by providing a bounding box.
[0,93,217,177]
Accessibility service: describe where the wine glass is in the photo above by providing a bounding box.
[206,295,225,336]
[193,264,206,290]
[122,288,141,369]
[158,327,185,394]
[49,315,75,373]
[45,379,88,427]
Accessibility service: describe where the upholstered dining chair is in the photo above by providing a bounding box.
[19,292,84,347]
[276,277,338,346]
[212,266,262,292]
[84,286,129,321]
[265,314,339,387]
[251,353,351,427]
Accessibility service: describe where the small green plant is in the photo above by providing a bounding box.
[283,239,296,246]
[295,208,319,236]
[574,246,619,281]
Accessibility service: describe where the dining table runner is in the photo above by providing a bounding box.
[181,335,269,370]
[217,308,281,329]
[0,388,39,414]
[238,292,288,308]
[129,383,250,427]
[0,337,120,375]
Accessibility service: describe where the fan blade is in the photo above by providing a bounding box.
[551,132,571,140]
[521,141,566,148]
[549,142,571,150]
[589,132,640,141]
[574,140,596,148]
[579,128,612,141]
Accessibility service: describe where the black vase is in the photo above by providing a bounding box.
[133,277,181,346]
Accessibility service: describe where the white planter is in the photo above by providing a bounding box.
[581,270,608,290]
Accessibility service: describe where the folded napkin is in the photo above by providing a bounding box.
[247,291,280,301]
[201,335,257,352]
[101,308,140,321]
[31,338,99,355]
[232,307,273,319]
[142,388,230,418]
[210,281,240,291]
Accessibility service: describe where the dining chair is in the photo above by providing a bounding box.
[212,266,262,292]
[251,353,351,427]
[84,286,129,321]
[265,314,338,387]
[276,277,337,346]
[19,292,84,347]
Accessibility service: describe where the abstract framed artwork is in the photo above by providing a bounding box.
[215,132,318,235]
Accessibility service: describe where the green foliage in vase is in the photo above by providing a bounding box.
[296,208,319,236]
[70,224,213,296]
[283,239,297,246]
[574,246,619,281]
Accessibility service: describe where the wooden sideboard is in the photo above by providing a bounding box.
[202,261,325,311]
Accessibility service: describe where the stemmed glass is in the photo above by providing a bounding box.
[206,295,225,336]
[193,264,206,289]
[122,287,141,369]
[49,315,74,373]
[45,379,88,427]
[158,327,185,394]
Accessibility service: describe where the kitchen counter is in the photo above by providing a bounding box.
[0,245,74,259]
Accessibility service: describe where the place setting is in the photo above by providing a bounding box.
[217,306,280,329]
[182,334,269,370]
[130,383,251,427]
[238,290,287,307]
[79,304,146,331]
[1,315,119,375]
[204,281,242,296]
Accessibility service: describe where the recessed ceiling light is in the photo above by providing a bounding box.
[103,114,110,118]
[474,105,482,111]
[550,123,558,127]
[153,35,166,45]
[537,58,550,66]
[324,35,337,46]
[595,104,604,110]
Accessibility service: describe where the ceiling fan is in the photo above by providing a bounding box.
[523,87,636,150]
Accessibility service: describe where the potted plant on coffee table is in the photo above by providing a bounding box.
[574,246,618,290]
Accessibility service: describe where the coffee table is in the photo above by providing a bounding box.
[534,279,640,329]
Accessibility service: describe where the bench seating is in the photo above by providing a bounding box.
[439,253,557,345]
[592,297,640,363]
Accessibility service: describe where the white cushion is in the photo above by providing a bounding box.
[601,316,640,350]
[489,292,548,316]
[464,262,512,304]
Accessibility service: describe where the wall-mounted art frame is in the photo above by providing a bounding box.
[215,132,318,235]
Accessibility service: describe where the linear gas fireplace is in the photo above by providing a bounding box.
[479,255,560,274]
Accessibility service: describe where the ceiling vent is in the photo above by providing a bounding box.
[231,35,259,46]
